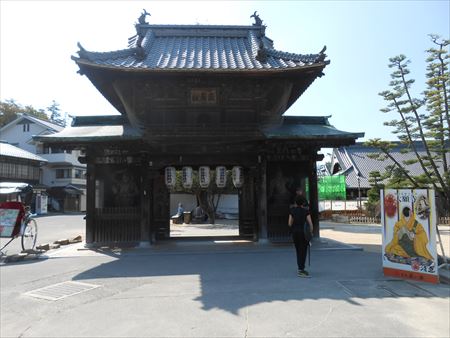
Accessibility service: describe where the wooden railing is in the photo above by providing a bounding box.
[349,216,381,224]
[94,207,140,243]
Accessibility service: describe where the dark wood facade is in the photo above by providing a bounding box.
[74,138,331,245]
[36,18,363,245]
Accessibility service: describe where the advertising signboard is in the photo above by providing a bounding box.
[381,189,438,283]
[0,208,20,238]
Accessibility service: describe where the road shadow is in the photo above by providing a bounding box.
[71,243,449,314]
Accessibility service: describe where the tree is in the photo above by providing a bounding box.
[0,99,49,126]
[365,171,384,217]
[171,169,237,225]
[47,100,66,127]
[367,35,450,211]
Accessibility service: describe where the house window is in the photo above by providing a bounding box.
[190,88,217,105]
[23,124,30,132]
[56,169,72,179]
[74,169,85,179]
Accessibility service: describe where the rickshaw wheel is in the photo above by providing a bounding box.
[21,219,38,251]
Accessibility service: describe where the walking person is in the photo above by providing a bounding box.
[288,195,314,278]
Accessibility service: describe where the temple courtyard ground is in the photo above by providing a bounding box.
[1,215,449,337]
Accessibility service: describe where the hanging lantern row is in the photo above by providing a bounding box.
[215,166,227,188]
[232,166,244,188]
[182,166,193,188]
[199,166,210,188]
[165,167,176,188]
[164,166,244,188]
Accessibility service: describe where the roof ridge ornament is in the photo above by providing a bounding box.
[256,40,267,63]
[134,9,151,60]
[76,42,89,60]
[250,11,263,26]
[318,45,327,62]
[138,9,151,25]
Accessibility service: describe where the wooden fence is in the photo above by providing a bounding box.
[94,207,141,243]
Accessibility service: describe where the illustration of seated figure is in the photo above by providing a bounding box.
[385,206,433,263]
[192,205,205,223]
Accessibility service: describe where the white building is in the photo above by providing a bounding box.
[0,114,86,211]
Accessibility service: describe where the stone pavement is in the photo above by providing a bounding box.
[1,228,449,338]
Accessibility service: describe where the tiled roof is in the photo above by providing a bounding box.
[34,115,362,145]
[0,114,63,133]
[332,143,450,189]
[0,141,48,163]
[74,24,328,72]
[34,116,142,143]
[22,115,64,132]
[263,116,364,143]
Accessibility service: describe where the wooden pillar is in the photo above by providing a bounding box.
[139,166,151,246]
[85,161,96,245]
[309,159,320,238]
[258,156,268,241]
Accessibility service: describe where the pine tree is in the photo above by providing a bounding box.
[46,100,66,127]
[367,35,449,211]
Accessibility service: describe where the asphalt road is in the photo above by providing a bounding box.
[1,218,449,337]
[0,213,85,256]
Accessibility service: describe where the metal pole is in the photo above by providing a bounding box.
[357,175,361,211]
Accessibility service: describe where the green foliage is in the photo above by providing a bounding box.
[47,100,66,127]
[0,99,49,126]
[367,34,449,210]
[366,171,384,217]
[0,99,70,127]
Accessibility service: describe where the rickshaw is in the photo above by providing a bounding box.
[0,182,38,254]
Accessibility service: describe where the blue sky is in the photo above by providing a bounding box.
[1,0,449,143]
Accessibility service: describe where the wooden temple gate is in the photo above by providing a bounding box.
[35,13,362,246]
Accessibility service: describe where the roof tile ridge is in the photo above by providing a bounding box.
[343,147,361,177]
[21,114,63,131]
[140,24,258,29]
[75,42,135,61]
[247,29,259,59]
[141,30,155,55]
[333,147,345,169]
[265,46,327,64]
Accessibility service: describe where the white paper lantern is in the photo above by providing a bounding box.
[199,166,210,188]
[165,167,176,188]
[215,166,227,188]
[232,166,244,188]
[182,166,193,188]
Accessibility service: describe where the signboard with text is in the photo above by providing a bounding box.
[381,189,438,283]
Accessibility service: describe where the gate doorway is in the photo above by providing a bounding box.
[169,192,240,238]
[152,167,257,241]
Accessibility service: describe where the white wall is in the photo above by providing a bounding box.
[1,121,42,152]
[170,193,238,216]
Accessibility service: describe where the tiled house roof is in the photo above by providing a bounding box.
[73,23,328,72]
[331,143,450,189]
[0,141,47,163]
[0,114,63,134]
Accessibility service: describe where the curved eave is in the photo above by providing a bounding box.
[265,132,365,140]
[74,57,329,76]
[34,135,142,143]
[33,124,143,144]
[263,124,365,146]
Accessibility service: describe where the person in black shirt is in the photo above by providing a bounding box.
[288,195,313,277]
